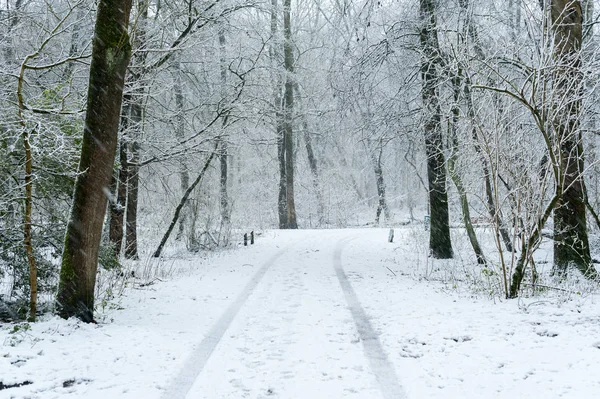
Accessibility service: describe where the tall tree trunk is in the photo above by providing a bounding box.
[271,0,287,228]
[125,130,140,259]
[420,0,452,259]
[23,128,36,321]
[173,61,190,240]
[218,25,230,230]
[551,0,595,277]
[277,114,287,228]
[108,104,130,255]
[125,1,149,260]
[57,0,133,322]
[11,0,35,320]
[282,0,298,229]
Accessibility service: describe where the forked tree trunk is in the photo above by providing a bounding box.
[550,0,595,277]
[420,0,453,259]
[57,0,133,322]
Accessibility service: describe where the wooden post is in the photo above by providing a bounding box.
[250,231,255,245]
[388,229,394,243]
[244,233,248,246]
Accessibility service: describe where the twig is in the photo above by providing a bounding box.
[521,283,576,293]
[385,266,397,277]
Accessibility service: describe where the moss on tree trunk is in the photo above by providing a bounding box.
[56,0,133,322]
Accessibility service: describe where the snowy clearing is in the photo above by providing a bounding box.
[1,229,600,399]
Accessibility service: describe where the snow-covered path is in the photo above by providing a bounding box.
[166,232,403,399]
[2,229,600,399]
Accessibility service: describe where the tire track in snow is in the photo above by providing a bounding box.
[334,238,407,399]
[161,245,291,399]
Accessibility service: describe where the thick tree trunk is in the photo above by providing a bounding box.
[551,0,595,278]
[420,0,452,259]
[57,0,132,322]
[282,0,297,229]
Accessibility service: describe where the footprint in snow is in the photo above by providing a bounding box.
[535,329,559,338]
[443,335,472,343]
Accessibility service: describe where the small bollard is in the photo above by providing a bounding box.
[244,233,248,246]
[388,229,394,243]
[250,231,255,245]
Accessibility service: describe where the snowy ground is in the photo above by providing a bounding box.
[1,228,600,398]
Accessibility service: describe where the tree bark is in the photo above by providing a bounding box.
[282,0,298,229]
[124,1,149,260]
[56,0,133,322]
[125,134,140,259]
[420,0,452,259]
[551,0,595,278]
[270,0,287,228]
[108,105,130,255]
[218,25,230,229]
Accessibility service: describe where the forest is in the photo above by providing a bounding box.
[1,0,600,323]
